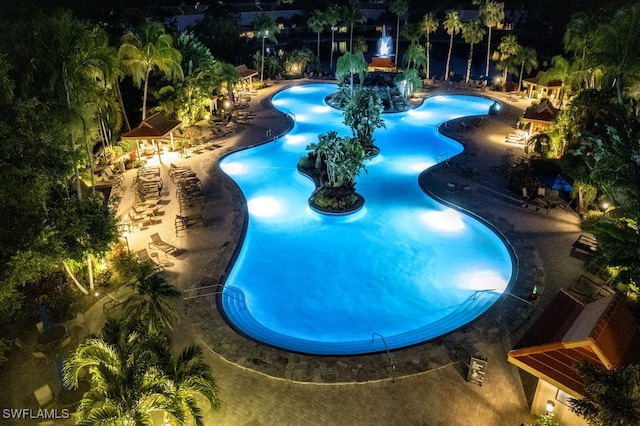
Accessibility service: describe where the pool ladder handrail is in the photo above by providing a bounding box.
[183,285,246,308]
[471,288,497,300]
[436,152,451,167]
[372,332,395,382]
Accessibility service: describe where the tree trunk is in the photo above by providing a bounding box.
[518,62,525,92]
[330,30,335,71]
[425,35,431,79]
[63,261,89,295]
[317,32,321,62]
[395,16,400,66]
[465,43,474,83]
[87,254,94,291]
[116,81,131,131]
[142,68,151,120]
[445,34,454,81]
[485,26,493,78]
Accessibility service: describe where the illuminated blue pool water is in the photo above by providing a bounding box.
[219,83,513,355]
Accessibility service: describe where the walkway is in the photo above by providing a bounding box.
[0,82,587,425]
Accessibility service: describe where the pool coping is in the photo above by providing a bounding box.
[188,82,545,383]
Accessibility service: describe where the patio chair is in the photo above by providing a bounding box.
[103,293,127,314]
[34,384,56,409]
[102,167,124,186]
[149,233,177,254]
[136,249,162,271]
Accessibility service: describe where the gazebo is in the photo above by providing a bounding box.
[120,113,182,163]
[235,64,258,88]
[522,71,563,105]
[520,99,559,135]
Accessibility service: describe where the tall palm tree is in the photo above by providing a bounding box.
[592,4,640,105]
[342,1,366,54]
[336,51,368,96]
[124,266,181,335]
[325,4,341,71]
[541,55,573,108]
[514,46,538,92]
[564,11,598,65]
[252,13,280,84]
[34,10,117,200]
[420,13,439,80]
[461,19,486,83]
[63,318,221,426]
[496,34,519,89]
[307,10,326,65]
[443,11,462,81]
[480,1,505,79]
[403,44,426,71]
[119,21,183,120]
[402,22,423,47]
[389,0,408,66]
[213,61,242,104]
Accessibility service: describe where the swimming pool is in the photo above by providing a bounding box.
[219,83,514,355]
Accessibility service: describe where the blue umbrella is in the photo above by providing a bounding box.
[552,174,572,192]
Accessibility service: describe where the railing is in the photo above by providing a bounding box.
[183,285,245,306]
[372,332,395,382]
[471,289,497,300]
[436,152,451,167]
[284,110,296,120]
[505,291,533,306]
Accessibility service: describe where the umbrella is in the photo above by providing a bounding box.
[552,174,572,192]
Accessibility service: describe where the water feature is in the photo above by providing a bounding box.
[375,25,393,58]
[219,84,514,355]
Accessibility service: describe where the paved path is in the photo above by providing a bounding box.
[0,82,588,425]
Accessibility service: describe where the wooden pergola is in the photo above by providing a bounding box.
[236,64,258,88]
[120,113,182,163]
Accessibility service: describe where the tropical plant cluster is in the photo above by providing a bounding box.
[0,7,248,366]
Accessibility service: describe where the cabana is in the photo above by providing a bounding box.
[508,290,640,425]
[120,113,182,163]
[519,99,559,135]
[522,71,563,105]
[235,64,258,88]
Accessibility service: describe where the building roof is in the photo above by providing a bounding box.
[120,113,182,140]
[521,99,559,124]
[236,64,258,79]
[523,71,563,88]
[508,289,640,398]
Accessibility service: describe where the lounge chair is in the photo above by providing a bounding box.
[136,249,162,271]
[149,233,177,254]
[102,167,124,186]
[572,234,597,256]
[103,293,127,314]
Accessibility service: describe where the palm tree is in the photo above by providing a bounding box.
[421,13,439,79]
[213,61,242,104]
[342,1,366,54]
[402,22,423,47]
[389,0,408,66]
[564,11,598,65]
[443,11,462,81]
[403,44,426,71]
[63,318,221,426]
[325,4,341,72]
[496,34,519,89]
[540,55,573,108]
[592,4,640,105]
[307,10,326,65]
[124,265,181,335]
[35,10,117,200]
[461,19,486,83]
[119,21,183,120]
[514,46,538,92]
[336,51,368,96]
[252,13,279,84]
[480,1,505,79]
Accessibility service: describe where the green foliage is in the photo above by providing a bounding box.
[534,413,559,426]
[336,51,368,95]
[343,89,385,149]
[571,361,640,425]
[124,268,181,335]
[64,318,221,425]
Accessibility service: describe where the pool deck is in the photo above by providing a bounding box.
[1,80,588,425]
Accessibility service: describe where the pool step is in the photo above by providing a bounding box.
[222,287,500,355]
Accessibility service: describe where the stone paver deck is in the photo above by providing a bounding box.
[1,81,588,425]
